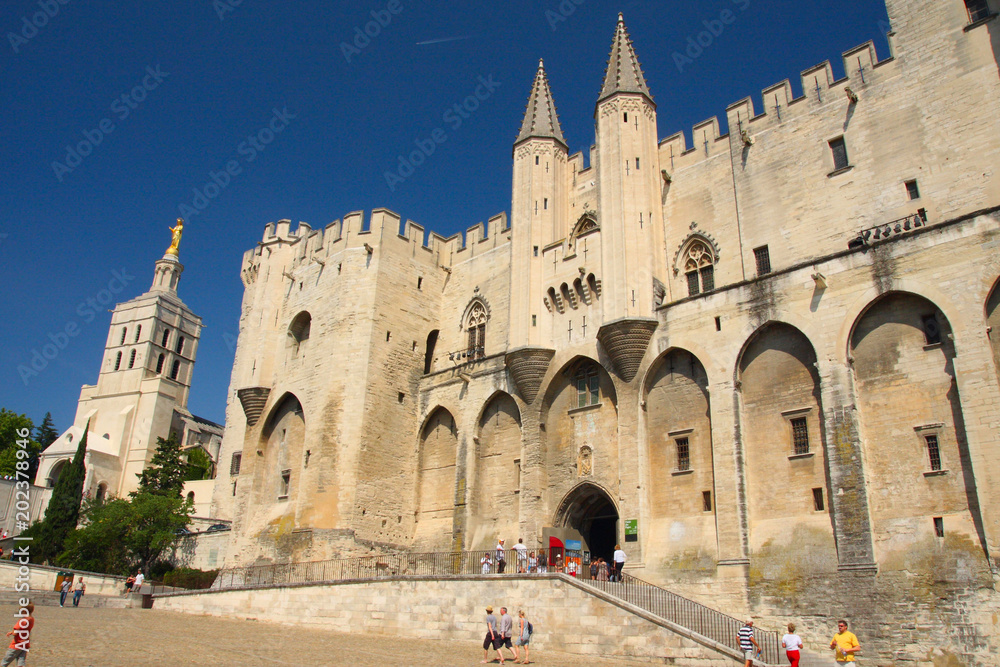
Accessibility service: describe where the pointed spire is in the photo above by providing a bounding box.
[515,59,567,147]
[598,13,653,104]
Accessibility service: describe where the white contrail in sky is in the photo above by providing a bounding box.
[416,35,473,46]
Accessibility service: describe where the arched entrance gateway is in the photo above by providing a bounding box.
[547,483,620,574]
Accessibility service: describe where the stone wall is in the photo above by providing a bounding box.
[154,574,737,665]
[0,560,125,598]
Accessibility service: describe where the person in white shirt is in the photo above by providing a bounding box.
[512,538,528,572]
[133,570,145,592]
[480,553,492,574]
[612,545,626,582]
[781,622,803,667]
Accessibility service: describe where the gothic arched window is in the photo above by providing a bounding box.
[684,240,715,296]
[466,302,487,359]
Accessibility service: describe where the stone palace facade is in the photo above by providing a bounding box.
[211,0,1000,661]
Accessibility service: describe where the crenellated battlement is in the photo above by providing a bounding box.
[243,208,511,276]
[659,39,890,171]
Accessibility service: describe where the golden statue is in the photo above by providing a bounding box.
[166,218,184,256]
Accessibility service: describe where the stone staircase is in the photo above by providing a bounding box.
[0,589,132,609]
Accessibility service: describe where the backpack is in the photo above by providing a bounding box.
[526,621,533,636]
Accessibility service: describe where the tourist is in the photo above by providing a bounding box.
[1,602,33,667]
[499,607,517,663]
[495,539,506,574]
[829,619,860,664]
[481,552,492,575]
[589,558,598,579]
[597,558,609,581]
[538,550,547,574]
[124,573,136,597]
[527,551,537,573]
[481,606,503,664]
[72,578,86,607]
[566,559,577,577]
[612,544,626,582]
[133,569,145,592]
[553,554,563,574]
[514,609,531,664]
[59,578,71,607]
[737,619,760,667]
[513,538,528,573]
[782,622,803,667]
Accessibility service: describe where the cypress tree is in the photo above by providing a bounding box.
[29,420,88,563]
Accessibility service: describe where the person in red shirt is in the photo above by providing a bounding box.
[2,602,34,667]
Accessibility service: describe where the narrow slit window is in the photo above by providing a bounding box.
[134,325,141,343]
[714,316,722,332]
[905,179,920,200]
[176,336,185,355]
[676,437,691,472]
[128,350,137,369]
[829,137,849,171]
[934,516,944,538]
[623,112,628,123]
[161,329,170,347]
[417,277,423,290]
[926,434,942,471]
[702,490,712,512]
[535,155,539,165]
[544,198,548,210]
[170,359,181,380]
[155,353,165,374]
[635,157,640,170]
[791,417,810,455]
[813,488,825,511]
[120,328,128,345]
[230,452,242,476]
[114,351,122,371]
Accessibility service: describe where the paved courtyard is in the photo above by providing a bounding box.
[2,605,639,666]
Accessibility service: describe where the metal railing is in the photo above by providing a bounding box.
[213,549,535,589]
[582,572,780,664]
[210,550,779,664]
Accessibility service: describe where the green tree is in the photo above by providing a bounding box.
[0,409,40,480]
[136,433,186,497]
[182,446,214,481]
[23,421,88,564]
[34,412,58,450]
[59,492,192,575]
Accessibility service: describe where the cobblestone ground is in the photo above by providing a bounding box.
[1,605,639,666]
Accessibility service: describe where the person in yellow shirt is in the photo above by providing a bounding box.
[829,619,860,663]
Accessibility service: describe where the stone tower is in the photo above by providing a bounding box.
[596,14,670,322]
[36,231,205,499]
[510,59,569,350]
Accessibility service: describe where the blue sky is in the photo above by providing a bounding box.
[0,0,890,432]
